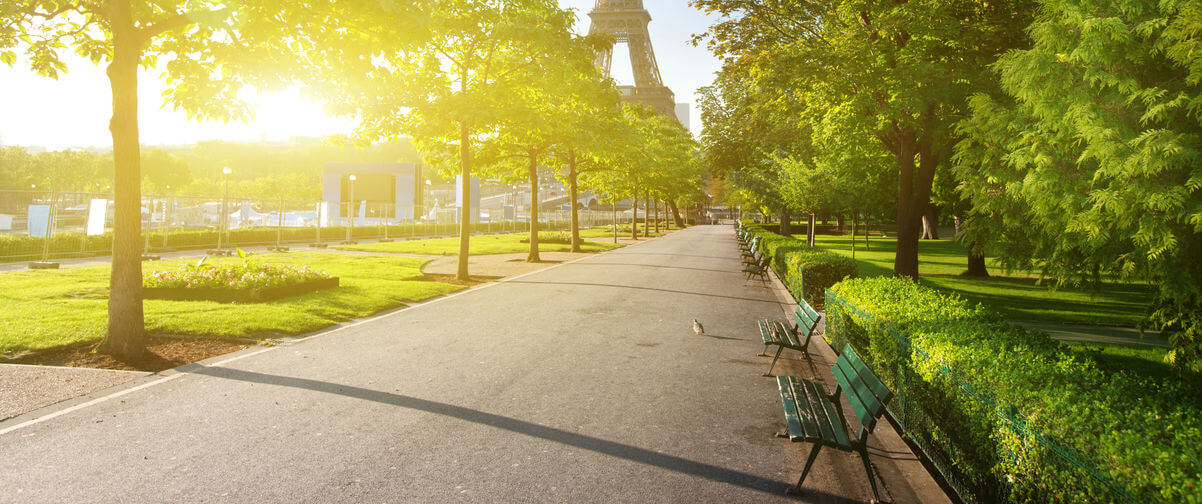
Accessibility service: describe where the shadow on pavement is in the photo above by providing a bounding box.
[184,365,862,502]
[568,262,742,274]
[504,280,780,305]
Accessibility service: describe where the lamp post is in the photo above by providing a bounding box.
[424,179,432,235]
[345,174,357,243]
[216,167,231,255]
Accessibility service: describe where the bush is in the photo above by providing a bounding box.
[741,222,856,305]
[826,277,1202,503]
[145,253,329,291]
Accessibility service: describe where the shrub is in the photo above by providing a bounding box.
[826,277,1202,503]
[144,252,330,291]
[741,223,856,305]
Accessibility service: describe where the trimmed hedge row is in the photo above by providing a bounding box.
[740,221,857,304]
[826,277,1201,503]
[0,220,564,262]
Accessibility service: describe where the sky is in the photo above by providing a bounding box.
[0,1,720,151]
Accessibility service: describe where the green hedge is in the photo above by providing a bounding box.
[0,220,560,262]
[740,221,856,305]
[826,277,1201,503]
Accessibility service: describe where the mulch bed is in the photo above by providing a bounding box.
[4,337,254,372]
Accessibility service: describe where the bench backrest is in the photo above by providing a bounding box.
[792,300,821,337]
[832,345,893,439]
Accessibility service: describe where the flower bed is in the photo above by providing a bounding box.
[144,257,337,303]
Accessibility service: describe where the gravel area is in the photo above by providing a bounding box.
[0,364,148,421]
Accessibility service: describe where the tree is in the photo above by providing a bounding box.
[693,0,1034,278]
[954,0,1202,367]
[313,0,573,280]
[1,1,368,359]
[476,28,613,261]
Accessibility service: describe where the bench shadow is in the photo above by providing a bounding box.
[183,365,861,502]
[505,280,781,305]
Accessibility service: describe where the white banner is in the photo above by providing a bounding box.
[27,205,51,238]
[86,199,107,236]
[0,214,12,231]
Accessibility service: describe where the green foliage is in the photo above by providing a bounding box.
[954,0,1202,367]
[827,277,1202,503]
[741,221,857,304]
[144,254,329,291]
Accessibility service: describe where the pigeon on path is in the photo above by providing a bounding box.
[693,319,705,336]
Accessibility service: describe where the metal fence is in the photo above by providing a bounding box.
[0,190,639,263]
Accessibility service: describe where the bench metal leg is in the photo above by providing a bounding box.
[861,448,881,503]
[759,343,770,357]
[763,345,786,377]
[787,443,823,495]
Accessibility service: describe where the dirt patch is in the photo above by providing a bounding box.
[421,274,498,287]
[4,337,254,372]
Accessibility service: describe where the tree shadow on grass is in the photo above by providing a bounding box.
[183,366,863,502]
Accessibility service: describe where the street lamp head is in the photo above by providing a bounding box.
[349,175,357,181]
[425,179,432,185]
[222,167,232,175]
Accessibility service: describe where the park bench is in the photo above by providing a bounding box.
[775,344,892,502]
[743,252,771,282]
[741,236,762,262]
[758,299,821,376]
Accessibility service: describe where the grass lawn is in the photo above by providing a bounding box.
[0,253,462,356]
[335,232,623,255]
[804,232,1153,326]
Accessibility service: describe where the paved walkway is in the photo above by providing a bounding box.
[0,226,948,503]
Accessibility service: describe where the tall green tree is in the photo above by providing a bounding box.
[693,0,1033,278]
[1,1,370,359]
[955,0,1202,367]
[315,0,573,280]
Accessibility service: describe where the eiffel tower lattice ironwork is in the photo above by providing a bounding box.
[587,0,678,121]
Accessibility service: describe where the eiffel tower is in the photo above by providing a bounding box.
[588,0,679,122]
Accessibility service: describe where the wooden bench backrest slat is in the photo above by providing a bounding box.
[832,360,879,429]
[833,345,892,433]
[846,349,894,405]
[802,302,820,324]
[810,380,852,447]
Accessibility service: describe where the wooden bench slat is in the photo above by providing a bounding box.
[846,349,894,407]
[804,379,852,449]
[796,379,834,443]
[758,320,775,344]
[833,359,881,430]
[777,376,807,441]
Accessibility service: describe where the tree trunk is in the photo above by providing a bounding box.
[663,200,670,230]
[891,129,936,280]
[806,213,816,247]
[921,203,940,240]
[568,151,581,253]
[965,248,989,277]
[667,199,684,227]
[837,214,845,233]
[98,0,146,361]
[643,190,650,238]
[779,210,792,235]
[527,152,540,263]
[851,215,858,259]
[631,192,638,240]
[653,198,660,233]
[456,122,472,280]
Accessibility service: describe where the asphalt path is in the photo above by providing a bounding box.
[0,225,943,503]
